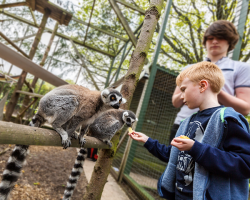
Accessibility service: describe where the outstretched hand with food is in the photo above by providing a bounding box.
[128,128,149,143]
[171,135,195,151]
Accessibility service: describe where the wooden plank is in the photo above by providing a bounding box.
[0,2,27,9]
[0,42,68,87]
[16,90,43,98]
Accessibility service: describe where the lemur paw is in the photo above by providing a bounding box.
[62,138,71,149]
[70,132,79,140]
[103,140,112,148]
[79,137,86,147]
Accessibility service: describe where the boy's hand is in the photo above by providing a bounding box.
[128,131,149,143]
[171,136,195,151]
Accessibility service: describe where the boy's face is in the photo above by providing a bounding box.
[179,78,202,109]
[205,36,229,57]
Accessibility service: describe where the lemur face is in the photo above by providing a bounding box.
[101,89,126,109]
[122,111,137,127]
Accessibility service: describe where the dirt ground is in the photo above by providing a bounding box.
[0,144,88,200]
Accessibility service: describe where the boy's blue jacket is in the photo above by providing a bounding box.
[145,107,250,200]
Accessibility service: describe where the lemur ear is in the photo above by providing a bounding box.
[114,84,122,92]
[136,118,138,121]
[101,89,110,98]
[124,111,129,117]
[121,98,127,104]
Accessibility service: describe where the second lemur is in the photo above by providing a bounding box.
[63,109,137,200]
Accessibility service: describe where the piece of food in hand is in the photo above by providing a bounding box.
[179,135,190,139]
[128,127,134,134]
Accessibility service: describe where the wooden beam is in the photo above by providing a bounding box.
[30,0,35,11]
[70,40,100,91]
[0,121,110,149]
[0,2,27,9]
[29,7,37,26]
[83,0,96,44]
[109,0,137,47]
[16,90,43,98]
[4,31,49,45]
[115,0,145,15]
[0,31,29,58]
[72,17,127,42]
[0,42,67,87]
[1,10,116,57]
[60,12,66,25]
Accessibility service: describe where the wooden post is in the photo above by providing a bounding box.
[32,22,59,87]
[4,8,51,122]
[16,21,58,123]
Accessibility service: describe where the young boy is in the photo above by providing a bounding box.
[129,61,250,200]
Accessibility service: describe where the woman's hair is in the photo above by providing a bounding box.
[176,61,225,93]
[202,20,239,52]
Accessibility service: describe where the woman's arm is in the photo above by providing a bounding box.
[172,86,184,108]
[218,88,250,116]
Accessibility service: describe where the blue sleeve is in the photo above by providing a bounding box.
[144,137,172,163]
[188,118,250,179]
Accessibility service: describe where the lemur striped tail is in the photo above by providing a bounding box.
[63,148,87,200]
[0,114,45,200]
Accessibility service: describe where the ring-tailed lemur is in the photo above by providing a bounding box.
[63,109,137,200]
[0,85,126,200]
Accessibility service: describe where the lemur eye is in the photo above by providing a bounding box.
[110,95,116,101]
[127,118,131,122]
[119,99,122,104]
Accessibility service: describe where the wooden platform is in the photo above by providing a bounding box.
[26,0,72,25]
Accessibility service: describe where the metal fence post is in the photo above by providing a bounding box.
[230,0,249,60]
